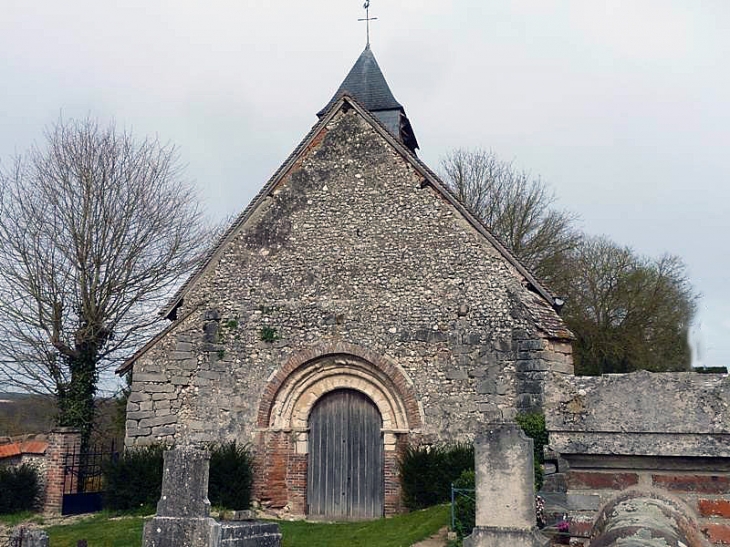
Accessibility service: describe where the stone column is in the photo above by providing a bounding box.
[142,447,221,547]
[464,422,549,547]
[43,427,81,514]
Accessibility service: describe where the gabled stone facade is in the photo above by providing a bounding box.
[121,72,573,516]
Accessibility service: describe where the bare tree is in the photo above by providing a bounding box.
[440,148,698,375]
[0,118,209,448]
[439,148,581,285]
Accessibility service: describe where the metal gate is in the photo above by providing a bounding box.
[307,389,384,519]
[62,441,118,515]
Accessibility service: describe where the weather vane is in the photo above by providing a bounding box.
[358,1,378,48]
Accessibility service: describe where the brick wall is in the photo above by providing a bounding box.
[549,468,730,545]
[43,428,81,514]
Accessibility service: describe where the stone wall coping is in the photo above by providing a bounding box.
[550,431,730,459]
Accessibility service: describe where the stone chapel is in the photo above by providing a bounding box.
[120,46,574,519]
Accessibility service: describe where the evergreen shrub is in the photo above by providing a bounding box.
[452,469,475,538]
[515,412,548,490]
[0,464,40,514]
[104,441,255,511]
[104,444,166,511]
[208,441,254,509]
[399,443,474,509]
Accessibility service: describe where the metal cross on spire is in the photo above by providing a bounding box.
[358,1,378,48]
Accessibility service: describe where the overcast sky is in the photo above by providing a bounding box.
[2,0,728,370]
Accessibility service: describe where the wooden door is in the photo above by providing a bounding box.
[307,389,384,519]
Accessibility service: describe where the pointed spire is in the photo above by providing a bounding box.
[318,47,419,153]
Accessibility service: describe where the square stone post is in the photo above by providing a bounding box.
[463,422,549,547]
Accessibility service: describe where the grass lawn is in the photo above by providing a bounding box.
[278,505,449,547]
[45,513,146,547]
[42,505,449,547]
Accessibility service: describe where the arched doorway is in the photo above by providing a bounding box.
[307,389,384,519]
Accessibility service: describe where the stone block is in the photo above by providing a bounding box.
[515,360,548,372]
[135,373,168,383]
[549,362,574,375]
[152,425,177,436]
[128,392,151,403]
[175,341,194,352]
[567,493,601,511]
[139,415,176,428]
[204,309,221,321]
[171,376,190,386]
[179,358,198,371]
[127,410,155,421]
[145,383,175,393]
[10,527,49,547]
[127,426,151,437]
[143,517,221,547]
[517,339,544,351]
[446,369,468,380]
[220,521,282,545]
[172,351,194,361]
[463,527,549,547]
[428,331,447,343]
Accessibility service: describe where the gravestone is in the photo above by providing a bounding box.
[463,422,549,547]
[142,446,281,547]
[9,527,49,547]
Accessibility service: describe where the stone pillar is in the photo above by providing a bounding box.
[464,422,549,547]
[143,447,221,547]
[43,427,81,514]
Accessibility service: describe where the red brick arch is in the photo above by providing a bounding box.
[257,342,422,430]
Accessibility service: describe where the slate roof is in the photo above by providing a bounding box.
[318,46,419,152]
[318,46,403,115]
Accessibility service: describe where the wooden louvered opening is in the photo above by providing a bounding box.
[307,389,384,520]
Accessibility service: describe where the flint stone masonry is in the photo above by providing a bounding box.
[463,422,549,547]
[124,104,572,515]
[143,447,281,547]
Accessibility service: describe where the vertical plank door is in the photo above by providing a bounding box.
[307,389,384,519]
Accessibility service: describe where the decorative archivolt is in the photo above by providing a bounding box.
[267,354,411,432]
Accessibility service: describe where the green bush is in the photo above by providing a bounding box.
[515,412,548,490]
[103,444,166,511]
[399,443,474,510]
[452,469,475,538]
[208,442,254,509]
[0,464,40,514]
[103,441,254,511]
